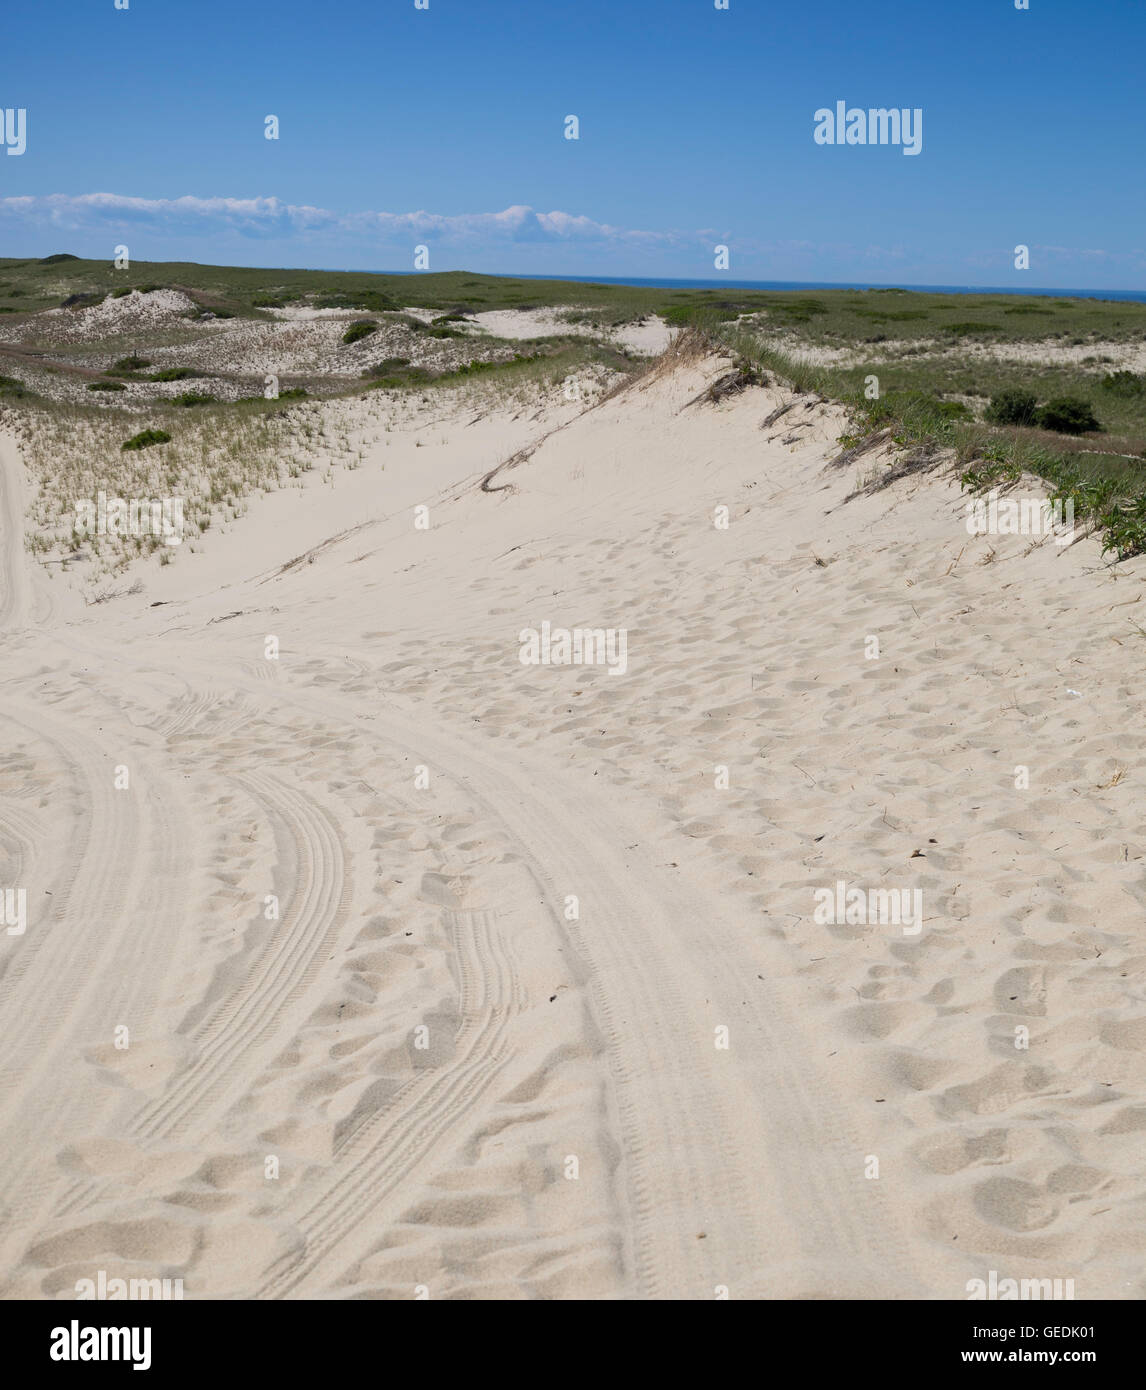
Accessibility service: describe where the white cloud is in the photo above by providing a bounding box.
[0,192,681,247]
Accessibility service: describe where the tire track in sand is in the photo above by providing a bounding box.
[131,768,352,1143]
[223,671,925,1298]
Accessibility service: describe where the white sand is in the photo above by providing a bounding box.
[471,307,671,356]
[0,349,1143,1300]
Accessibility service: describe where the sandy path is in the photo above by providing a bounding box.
[1,352,1144,1299]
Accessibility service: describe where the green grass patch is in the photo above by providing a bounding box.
[148,367,202,382]
[342,319,378,345]
[121,428,172,451]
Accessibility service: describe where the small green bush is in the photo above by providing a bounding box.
[87,380,126,392]
[342,319,378,344]
[986,389,1039,426]
[1036,397,1101,434]
[1100,370,1144,397]
[171,391,217,407]
[0,373,38,399]
[149,367,200,382]
[110,354,151,374]
[121,429,172,451]
[363,357,411,378]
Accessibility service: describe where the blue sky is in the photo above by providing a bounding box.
[1,0,1142,288]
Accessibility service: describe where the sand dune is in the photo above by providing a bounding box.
[1,347,1144,1299]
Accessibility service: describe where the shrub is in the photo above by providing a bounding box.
[121,429,172,451]
[87,380,126,392]
[0,373,38,399]
[986,389,1039,426]
[171,391,217,406]
[1035,396,1101,434]
[1100,370,1145,397]
[363,357,411,377]
[110,354,151,374]
[342,319,378,344]
[149,367,200,381]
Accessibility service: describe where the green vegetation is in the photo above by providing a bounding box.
[719,323,1146,559]
[121,428,172,451]
[148,367,202,382]
[3,252,1144,559]
[87,380,127,392]
[171,390,217,406]
[234,387,309,404]
[0,373,38,400]
[985,389,1100,433]
[986,389,1039,426]
[1102,370,1145,397]
[341,319,378,345]
[1036,397,1102,435]
[1,254,1143,346]
[362,357,411,377]
[363,340,629,395]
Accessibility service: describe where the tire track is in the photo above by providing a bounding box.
[257,901,524,1298]
[0,699,188,1274]
[130,768,351,1142]
[222,668,924,1297]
